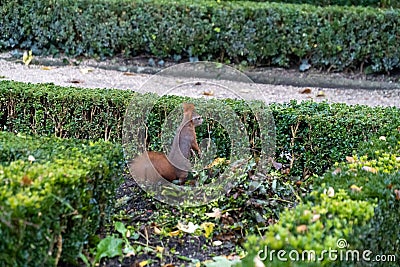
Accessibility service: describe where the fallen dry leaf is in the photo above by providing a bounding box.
[177,222,199,234]
[123,72,135,76]
[311,214,321,222]
[28,155,36,162]
[23,50,33,66]
[203,89,214,96]
[139,261,149,267]
[332,168,341,175]
[350,184,363,192]
[205,208,222,219]
[169,230,180,237]
[21,175,32,186]
[79,68,93,74]
[68,79,84,84]
[153,226,161,235]
[201,222,215,238]
[303,210,311,216]
[394,189,400,201]
[206,158,227,168]
[346,156,356,163]
[125,250,135,257]
[281,168,290,175]
[212,240,223,246]
[41,66,53,70]
[300,88,312,94]
[316,90,326,97]
[362,166,378,174]
[327,187,335,197]
[296,224,308,233]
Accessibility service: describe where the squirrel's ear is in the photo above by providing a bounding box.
[182,103,195,113]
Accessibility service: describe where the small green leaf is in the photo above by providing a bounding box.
[79,252,90,267]
[95,236,123,264]
[115,221,127,237]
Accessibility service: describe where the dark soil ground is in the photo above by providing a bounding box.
[97,176,244,267]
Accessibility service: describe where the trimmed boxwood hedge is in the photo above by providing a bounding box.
[1,80,400,179]
[1,0,400,72]
[225,0,399,8]
[0,131,124,266]
[241,130,400,267]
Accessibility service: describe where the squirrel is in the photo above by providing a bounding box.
[130,103,203,186]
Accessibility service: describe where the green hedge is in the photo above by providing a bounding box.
[224,0,398,8]
[1,80,400,179]
[0,131,124,266]
[241,130,400,266]
[320,132,400,265]
[1,0,400,72]
[0,81,134,141]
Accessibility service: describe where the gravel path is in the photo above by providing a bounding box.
[1,53,399,108]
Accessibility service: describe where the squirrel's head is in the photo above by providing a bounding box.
[182,103,203,127]
[192,113,203,127]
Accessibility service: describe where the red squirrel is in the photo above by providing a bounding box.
[130,103,203,185]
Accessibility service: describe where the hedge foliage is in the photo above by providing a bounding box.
[242,130,400,267]
[0,131,124,266]
[0,81,134,141]
[1,0,400,72]
[1,80,400,179]
[225,0,399,8]
[320,132,400,265]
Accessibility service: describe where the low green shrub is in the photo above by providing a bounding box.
[1,0,399,72]
[0,81,134,141]
[271,100,400,177]
[2,80,400,179]
[242,189,376,266]
[241,130,400,266]
[317,132,400,265]
[0,131,124,266]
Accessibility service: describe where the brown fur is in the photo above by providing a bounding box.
[130,151,175,185]
[130,103,202,185]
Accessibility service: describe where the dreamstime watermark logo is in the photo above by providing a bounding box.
[257,238,397,263]
[122,62,276,207]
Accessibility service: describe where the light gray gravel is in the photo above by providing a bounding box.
[1,53,399,108]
